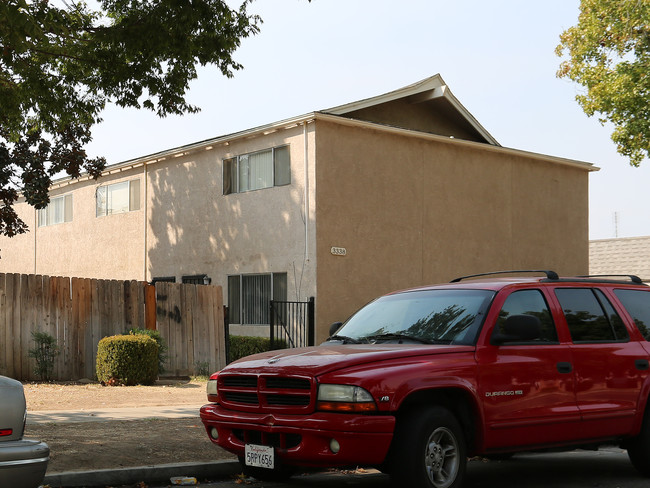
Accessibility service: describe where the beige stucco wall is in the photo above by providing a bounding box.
[313,119,590,343]
[343,98,485,143]
[0,195,37,274]
[0,168,144,279]
[146,123,317,331]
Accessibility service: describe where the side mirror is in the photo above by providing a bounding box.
[491,314,542,345]
[329,322,343,337]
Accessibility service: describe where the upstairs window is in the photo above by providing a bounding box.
[38,194,73,227]
[223,145,290,195]
[96,179,141,217]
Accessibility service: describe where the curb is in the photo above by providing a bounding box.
[43,460,242,487]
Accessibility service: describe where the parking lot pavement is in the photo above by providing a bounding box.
[141,450,650,488]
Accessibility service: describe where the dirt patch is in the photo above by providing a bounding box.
[23,379,237,474]
[23,378,208,411]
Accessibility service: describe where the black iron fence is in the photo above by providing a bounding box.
[270,297,315,349]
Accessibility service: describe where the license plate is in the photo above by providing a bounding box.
[244,444,275,469]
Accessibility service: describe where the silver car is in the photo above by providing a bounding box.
[0,376,49,488]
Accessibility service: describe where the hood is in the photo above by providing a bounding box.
[222,344,474,377]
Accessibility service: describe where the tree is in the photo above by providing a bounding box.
[0,0,260,237]
[556,0,650,166]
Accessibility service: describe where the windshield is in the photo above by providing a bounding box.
[333,289,495,345]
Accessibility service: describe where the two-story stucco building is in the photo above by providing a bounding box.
[0,75,597,342]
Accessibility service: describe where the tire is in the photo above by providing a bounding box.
[237,456,295,481]
[389,406,467,488]
[628,410,650,477]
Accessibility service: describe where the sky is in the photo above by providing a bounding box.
[85,0,650,241]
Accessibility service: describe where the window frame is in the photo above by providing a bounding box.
[223,145,291,195]
[613,288,650,341]
[555,287,630,344]
[38,193,73,227]
[492,288,559,345]
[96,179,141,217]
[227,272,288,325]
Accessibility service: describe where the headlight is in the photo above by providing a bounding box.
[207,378,219,403]
[317,384,376,413]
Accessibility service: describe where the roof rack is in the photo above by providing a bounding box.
[450,270,559,283]
[575,274,644,284]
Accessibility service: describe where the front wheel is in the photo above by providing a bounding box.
[389,406,466,488]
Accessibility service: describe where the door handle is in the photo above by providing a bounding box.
[557,362,573,374]
[635,359,649,371]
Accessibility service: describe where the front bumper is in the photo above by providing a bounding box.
[200,403,395,467]
[0,439,49,488]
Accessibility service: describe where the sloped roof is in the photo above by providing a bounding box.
[322,74,500,146]
[49,73,596,190]
[590,236,650,282]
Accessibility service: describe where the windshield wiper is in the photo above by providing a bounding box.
[364,333,448,345]
[327,334,366,344]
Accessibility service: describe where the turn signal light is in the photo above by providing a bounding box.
[317,401,377,413]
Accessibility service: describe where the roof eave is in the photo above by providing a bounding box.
[322,74,500,146]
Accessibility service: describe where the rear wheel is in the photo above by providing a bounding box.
[389,406,466,488]
[628,409,650,476]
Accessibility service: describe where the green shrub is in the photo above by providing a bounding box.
[28,331,59,381]
[229,335,287,362]
[96,334,159,386]
[127,328,168,374]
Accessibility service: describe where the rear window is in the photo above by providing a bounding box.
[613,289,650,340]
[555,288,629,343]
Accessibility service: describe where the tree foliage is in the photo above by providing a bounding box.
[0,0,260,237]
[556,0,650,166]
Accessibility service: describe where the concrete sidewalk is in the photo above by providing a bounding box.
[30,404,242,488]
[28,405,201,424]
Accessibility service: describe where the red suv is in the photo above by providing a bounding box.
[200,271,650,488]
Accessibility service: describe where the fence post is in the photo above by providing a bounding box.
[223,305,230,364]
[308,297,315,346]
[269,301,275,349]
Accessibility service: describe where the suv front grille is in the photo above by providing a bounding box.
[218,374,314,412]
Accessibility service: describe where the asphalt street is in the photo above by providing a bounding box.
[141,449,650,488]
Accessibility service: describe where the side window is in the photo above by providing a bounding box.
[555,288,629,343]
[613,289,650,340]
[494,290,558,343]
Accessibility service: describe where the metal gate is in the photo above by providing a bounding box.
[270,297,315,349]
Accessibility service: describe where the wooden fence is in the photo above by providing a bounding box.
[0,273,226,381]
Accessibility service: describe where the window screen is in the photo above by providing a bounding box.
[38,194,73,226]
[223,146,290,194]
[228,273,288,325]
